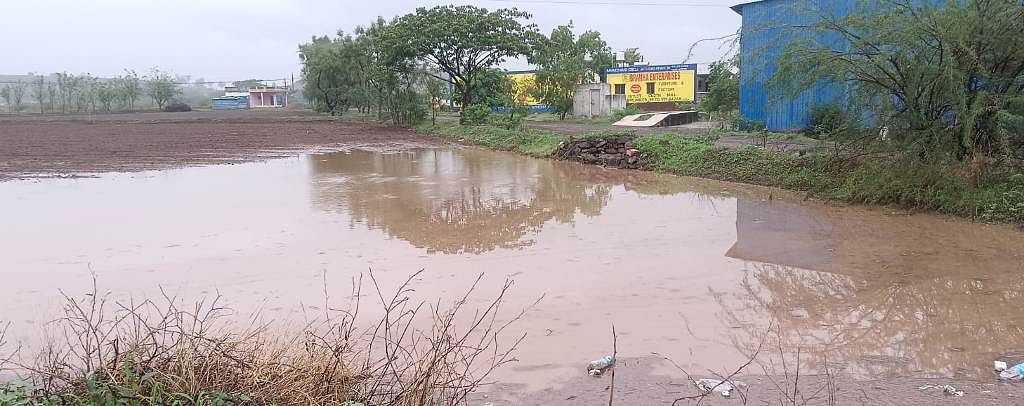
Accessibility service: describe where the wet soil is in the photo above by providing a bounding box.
[0,110,440,180]
[472,357,1024,405]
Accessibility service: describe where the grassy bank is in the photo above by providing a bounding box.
[637,134,1024,223]
[418,123,1023,224]
[416,122,563,157]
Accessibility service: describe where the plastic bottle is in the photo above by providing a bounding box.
[999,363,1024,381]
[587,355,615,376]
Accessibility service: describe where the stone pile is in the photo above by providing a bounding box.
[554,136,642,169]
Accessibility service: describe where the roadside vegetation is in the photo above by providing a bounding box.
[0,272,529,405]
[417,122,562,157]
[298,1,1022,224]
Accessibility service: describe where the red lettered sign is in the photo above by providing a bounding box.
[630,84,642,93]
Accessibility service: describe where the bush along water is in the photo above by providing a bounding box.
[635,133,1024,224]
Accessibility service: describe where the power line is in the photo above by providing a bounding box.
[485,0,728,7]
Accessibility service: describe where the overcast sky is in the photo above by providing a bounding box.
[2,0,741,82]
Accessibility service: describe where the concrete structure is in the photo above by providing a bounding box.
[222,86,249,98]
[573,83,626,117]
[211,96,250,110]
[612,111,699,127]
[248,86,288,108]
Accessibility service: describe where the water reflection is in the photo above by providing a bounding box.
[721,200,1024,379]
[309,149,648,254]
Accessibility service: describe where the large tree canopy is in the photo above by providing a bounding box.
[299,33,366,115]
[299,17,428,126]
[700,55,739,115]
[530,23,614,119]
[388,5,537,121]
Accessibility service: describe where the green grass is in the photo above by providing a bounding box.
[636,133,840,190]
[417,123,565,157]
[415,123,1023,224]
[636,133,1024,223]
[522,112,617,125]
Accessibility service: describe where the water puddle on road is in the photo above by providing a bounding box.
[1,147,1023,391]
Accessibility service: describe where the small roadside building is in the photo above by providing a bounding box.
[211,85,289,110]
[248,86,288,108]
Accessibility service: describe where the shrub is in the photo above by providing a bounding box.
[609,105,643,122]
[461,104,491,125]
[163,102,192,112]
[1,272,526,405]
[492,103,528,130]
[808,104,850,138]
[674,101,697,111]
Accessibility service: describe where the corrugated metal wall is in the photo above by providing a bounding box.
[212,96,250,110]
[736,0,856,131]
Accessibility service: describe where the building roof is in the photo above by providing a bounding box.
[730,0,762,14]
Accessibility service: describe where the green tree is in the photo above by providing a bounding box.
[531,23,614,119]
[0,85,11,112]
[46,82,56,113]
[119,70,142,111]
[452,67,511,109]
[700,55,739,114]
[7,82,27,112]
[96,82,118,112]
[75,74,97,113]
[425,70,450,125]
[773,0,1024,161]
[145,68,180,110]
[55,72,72,113]
[31,74,46,114]
[388,5,536,123]
[299,33,364,115]
[622,47,644,65]
[300,18,430,126]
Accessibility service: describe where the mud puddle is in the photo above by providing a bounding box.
[1,147,1022,395]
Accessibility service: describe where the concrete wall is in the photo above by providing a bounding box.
[249,91,287,108]
[573,83,626,117]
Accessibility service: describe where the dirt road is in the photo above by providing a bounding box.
[0,110,440,180]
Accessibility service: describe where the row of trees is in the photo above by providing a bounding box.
[299,6,617,124]
[0,69,181,114]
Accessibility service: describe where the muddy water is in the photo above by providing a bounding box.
[2,147,1023,391]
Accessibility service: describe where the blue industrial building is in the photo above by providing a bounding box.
[732,0,858,131]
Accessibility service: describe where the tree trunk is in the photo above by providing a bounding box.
[460,87,472,125]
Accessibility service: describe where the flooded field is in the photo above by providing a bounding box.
[2,146,1023,399]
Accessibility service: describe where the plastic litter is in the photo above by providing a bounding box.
[586,355,615,376]
[942,385,964,397]
[696,378,746,398]
[918,384,964,397]
[995,361,1008,372]
[998,362,1024,381]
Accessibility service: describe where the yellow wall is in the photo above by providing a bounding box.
[506,72,543,106]
[606,68,696,104]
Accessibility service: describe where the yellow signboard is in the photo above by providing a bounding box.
[605,64,696,104]
[506,71,543,106]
